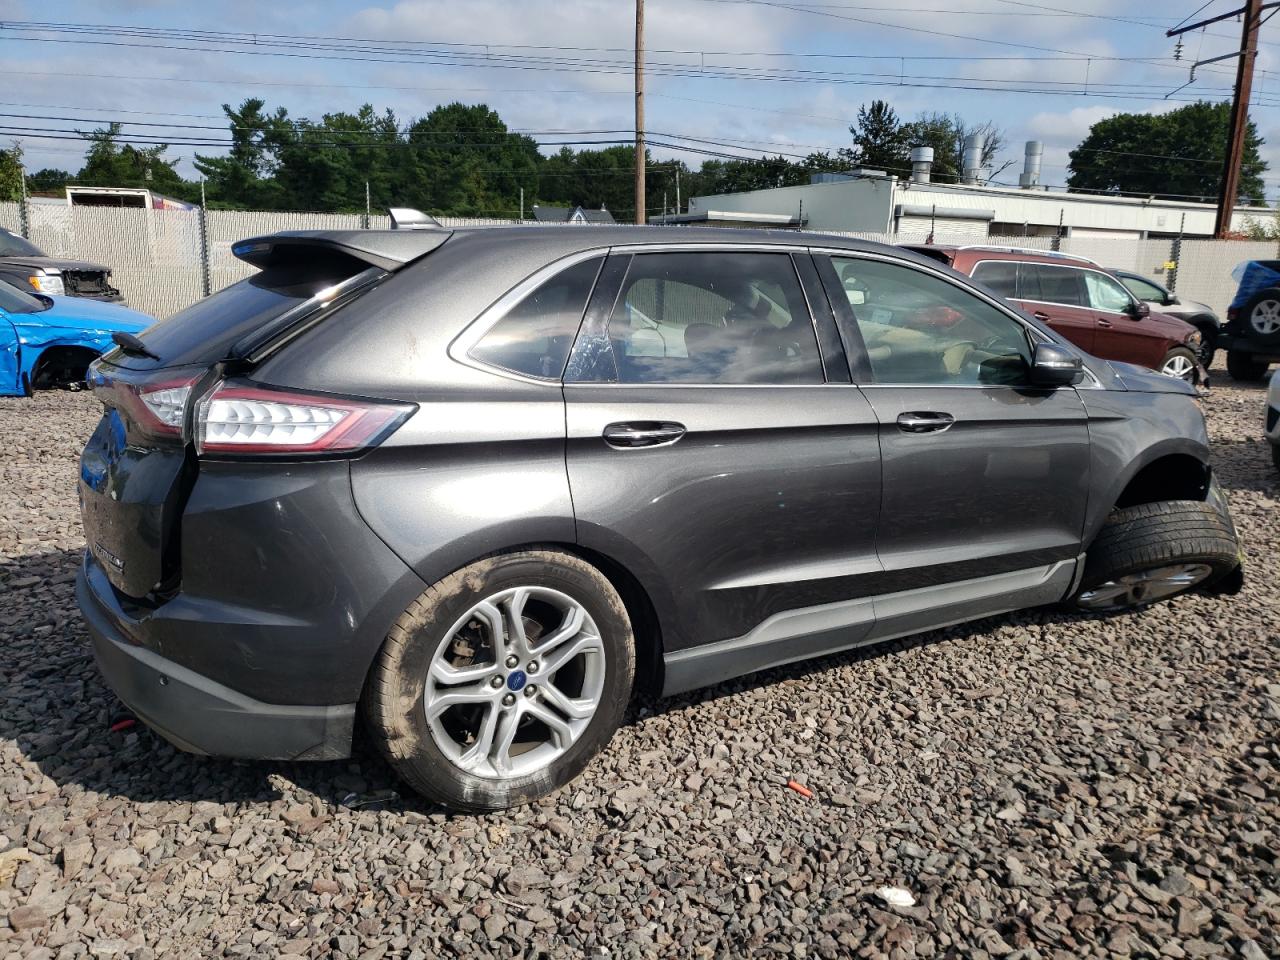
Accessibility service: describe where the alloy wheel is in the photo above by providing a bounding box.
[1251,299,1280,336]
[423,586,606,780]
[1075,563,1213,611]
[1161,353,1196,381]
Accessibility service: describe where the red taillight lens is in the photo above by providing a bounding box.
[100,374,201,442]
[196,383,413,456]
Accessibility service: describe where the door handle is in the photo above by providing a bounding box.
[1097,318,1113,329]
[603,421,687,448]
[896,412,955,434]
[1033,311,1051,321]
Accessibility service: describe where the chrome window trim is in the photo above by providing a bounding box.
[815,247,1102,390]
[448,248,609,386]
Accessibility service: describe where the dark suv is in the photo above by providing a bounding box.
[77,224,1243,811]
[0,227,123,302]
[906,246,1205,382]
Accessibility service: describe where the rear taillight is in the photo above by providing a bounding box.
[104,374,202,442]
[195,383,414,456]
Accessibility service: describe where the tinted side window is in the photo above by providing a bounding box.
[471,257,602,379]
[970,261,1017,298]
[608,252,823,384]
[832,256,1032,386]
[1120,274,1166,302]
[1084,271,1135,313]
[1031,265,1087,307]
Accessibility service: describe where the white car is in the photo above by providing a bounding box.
[1267,371,1280,470]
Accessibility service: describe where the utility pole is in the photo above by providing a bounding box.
[635,0,646,226]
[1168,0,1266,238]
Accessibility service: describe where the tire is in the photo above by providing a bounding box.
[1189,324,1217,369]
[1159,346,1198,382]
[1226,350,1270,382]
[1070,500,1240,613]
[365,550,635,812]
[1244,289,1280,346]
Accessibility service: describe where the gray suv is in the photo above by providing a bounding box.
[1110,268,1220,369]
[76,223,1243,811]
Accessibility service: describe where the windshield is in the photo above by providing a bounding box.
[0,230,45,258]
[0,278,47,314]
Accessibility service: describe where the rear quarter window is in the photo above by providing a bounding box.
[469,257,603,380]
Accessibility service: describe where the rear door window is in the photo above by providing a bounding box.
[1029,265,1087,307]
[470,257,602,380]
[606,252,823,384]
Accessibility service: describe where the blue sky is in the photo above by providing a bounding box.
[0,0,1277,201]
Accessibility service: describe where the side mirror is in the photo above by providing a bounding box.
[1165,294,1179,306]
[1129,300,1151,319]
[33,293,54,309]
[1029,342,1083,386]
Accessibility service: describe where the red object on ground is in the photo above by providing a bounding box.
[109,717,136,733]
[786,779,814,799]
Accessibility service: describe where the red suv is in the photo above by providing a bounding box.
[904,246,1205,381]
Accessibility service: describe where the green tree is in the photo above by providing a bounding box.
[27,168,71,195]
[0,143,23,202]
[845,100,909,174]
[901,113,1008,183]
[76,123,195,199]
[194,99,294,208]
[1067,101,1266,203]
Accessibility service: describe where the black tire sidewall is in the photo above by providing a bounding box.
[1226,350,1269,381]
[377,553,634,811]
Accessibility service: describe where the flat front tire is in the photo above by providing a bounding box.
[1071,500,1240,613]
[365,550,635,812]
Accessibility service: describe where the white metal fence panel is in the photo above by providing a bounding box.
[1059,237,1173,274]
[26,205,205,319]
[1176,239,1278,318]
[0,201,19,234]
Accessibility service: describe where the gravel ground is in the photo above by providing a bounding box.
[0,378,1276,960]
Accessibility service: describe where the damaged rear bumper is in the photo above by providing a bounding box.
[77,555,355,760]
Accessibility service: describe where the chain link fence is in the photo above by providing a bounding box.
[3,201,1280,320]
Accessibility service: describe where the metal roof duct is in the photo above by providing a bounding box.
[909,146,934,184]
[1019,141,1044,189]
[961,133,985,185]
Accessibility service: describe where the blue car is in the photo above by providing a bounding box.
[0,280,155,396]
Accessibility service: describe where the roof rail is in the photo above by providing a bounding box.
[389,207,443,230]
[955,244,1101,267]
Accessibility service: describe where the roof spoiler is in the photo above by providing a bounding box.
[232,227,452,272]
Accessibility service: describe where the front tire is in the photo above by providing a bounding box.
[1226,350,1270,382]
[1159,346,1198,382]
[365,550,635,812]
[1070,501,1240,612]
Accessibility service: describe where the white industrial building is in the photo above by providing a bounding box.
[659,140,1274,241]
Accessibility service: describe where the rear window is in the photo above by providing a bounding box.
[128,251,374,367]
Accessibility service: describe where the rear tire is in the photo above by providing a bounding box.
[1226,350,1270,382]
[1070,500,1240,612]
[365,550,635,812]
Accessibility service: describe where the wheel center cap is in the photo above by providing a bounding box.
[506,670,528,692]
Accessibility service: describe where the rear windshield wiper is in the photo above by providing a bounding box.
[111,331,161,361]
